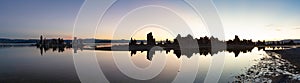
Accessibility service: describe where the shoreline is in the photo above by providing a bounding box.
[268,47,300,70]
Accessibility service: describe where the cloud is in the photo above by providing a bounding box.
[266,24,300,31]
[291,25,300,30]
[294,27,300,29]
[265,24,282,27]
[264,24,283,31]
[265,24,275,27]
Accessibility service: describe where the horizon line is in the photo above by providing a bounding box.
[1,37,300,42]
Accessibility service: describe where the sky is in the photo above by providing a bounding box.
[0,0,300,41]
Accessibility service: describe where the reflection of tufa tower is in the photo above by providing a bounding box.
[147,32,155,46]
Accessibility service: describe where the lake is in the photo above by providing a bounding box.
[0,44,299,83]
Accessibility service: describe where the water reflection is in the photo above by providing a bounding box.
[95,50,180,83]
[0,47,80,83]
[93,47,265,82]
[37,45,83,56]
[4,44,300,82]
[130,46,255,60]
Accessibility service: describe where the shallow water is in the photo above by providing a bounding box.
[0,45,299,83]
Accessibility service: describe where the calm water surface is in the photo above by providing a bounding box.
[0,45,299,83]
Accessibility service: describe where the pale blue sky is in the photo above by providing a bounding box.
[0,0,83,39]
[0,0,300,41]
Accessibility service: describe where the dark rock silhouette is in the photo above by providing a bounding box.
[36,35,82,55]
[125,32,255,60]
[130,46,254,60]
[147,32,155,46]
[70,32,298,60]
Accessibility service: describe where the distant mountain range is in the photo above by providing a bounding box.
[0,38,38,43]
[0,38,145,43]
[281,39,300,43]
[80,39,146,43]
[1,38,299,44]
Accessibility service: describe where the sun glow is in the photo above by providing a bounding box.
[131,26,175,41]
